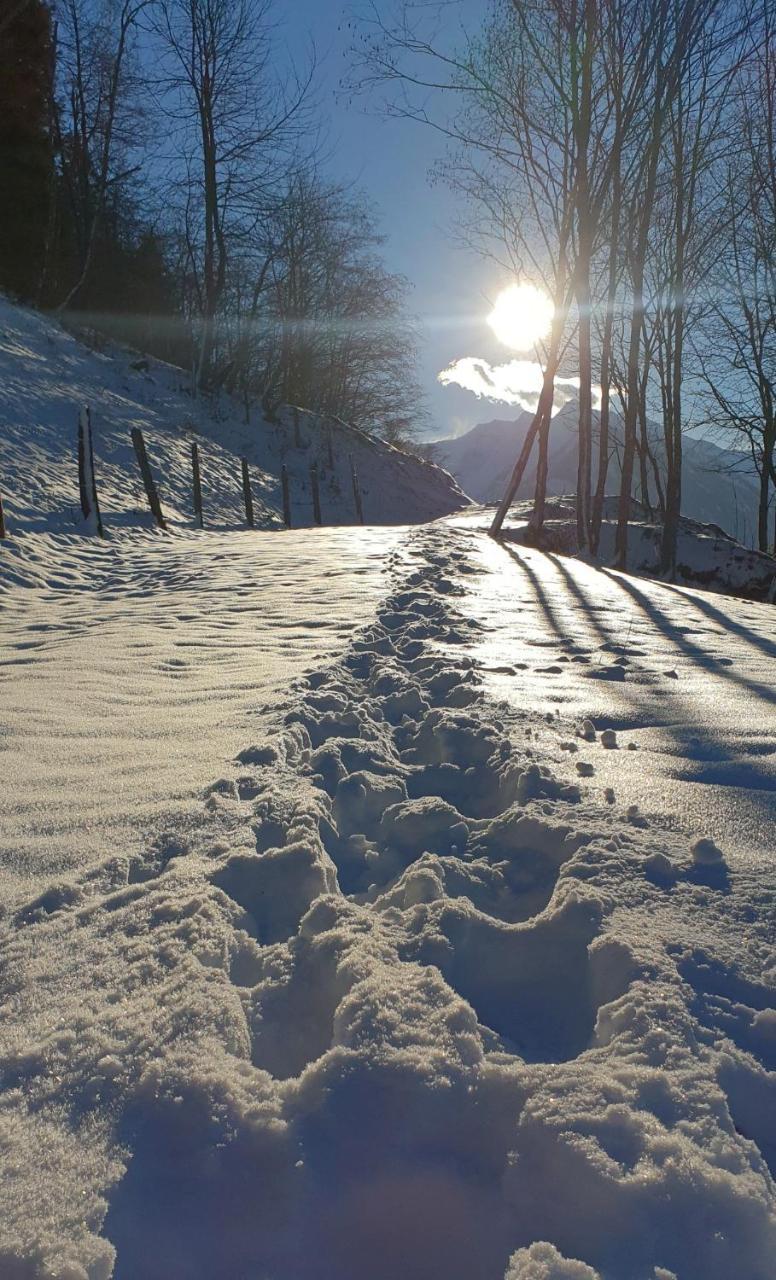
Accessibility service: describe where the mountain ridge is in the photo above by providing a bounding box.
[432,403,761,546]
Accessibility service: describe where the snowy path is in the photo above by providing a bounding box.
[0,527,402,899]
[0,518,774,1280]
[450,512,776,865]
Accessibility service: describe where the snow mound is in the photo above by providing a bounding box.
[434,404,764,547]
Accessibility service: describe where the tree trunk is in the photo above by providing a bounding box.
[491,365,558,537]
[590,170,621,553]
[576,266,593,546]
[573,0,596,550]
[614,276,645,569]
[530,403,554,533]
[757,455,771,553]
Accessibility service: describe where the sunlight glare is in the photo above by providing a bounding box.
[487,283,554,351]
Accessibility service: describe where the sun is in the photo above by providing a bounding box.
[487,283,554,351]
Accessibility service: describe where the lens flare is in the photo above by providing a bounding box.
[487,283,554,351]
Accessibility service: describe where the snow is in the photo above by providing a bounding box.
[0,524,404,896]
[450,509,776,865]
[1,297,775,1279]
[0,295,468,542]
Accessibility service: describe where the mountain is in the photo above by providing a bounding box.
[0,296,469,542]
[432,403,762,545]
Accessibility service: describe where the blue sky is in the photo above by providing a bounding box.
[281,1,516,440]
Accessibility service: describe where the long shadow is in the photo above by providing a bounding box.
[496,543,775,795]
[538,551,744,749]
[500,544,570,650]
[545,552,646,653]
[658,582,776,663]
[498,545,708,758]
[600,569,776,708]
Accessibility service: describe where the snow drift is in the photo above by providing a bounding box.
[503,497,776,601]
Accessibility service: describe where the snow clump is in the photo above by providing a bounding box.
[690,836,726,866]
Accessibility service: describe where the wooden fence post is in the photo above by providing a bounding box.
[310,462,322,525]
[0,489,6,539]
[293,408,301,449]
[281,464,291,528]
[78,407,104,536]
[326,423,334,468]
[350,454,364,525]
[78,411,90,521]
[241,457,254,528]
[191,441,203,528]
[131,427,166,529]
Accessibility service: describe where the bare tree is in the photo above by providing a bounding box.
[152,0,315,387]
[696,2,776,553]
[52,0,150,310]
[351,0,715,555]
[351,1,580,533]
[226,174,426,440]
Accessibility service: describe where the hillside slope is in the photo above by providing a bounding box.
[433,404,761,545]
[0,297,469,539]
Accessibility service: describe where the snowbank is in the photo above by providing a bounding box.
[434,405,763,548]
[503,498,776,601]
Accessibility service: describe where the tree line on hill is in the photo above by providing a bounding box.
[354,0,776,564]
[0,0,424,444]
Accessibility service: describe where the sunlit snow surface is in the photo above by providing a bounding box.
[0,526,403,896]
[451,511,776,865]
[0,515,774,1280]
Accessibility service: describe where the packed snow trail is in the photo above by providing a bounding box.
[0,519,774,1279]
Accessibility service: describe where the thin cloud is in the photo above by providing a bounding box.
[438,357,600,414]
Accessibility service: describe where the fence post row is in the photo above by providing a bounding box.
[310,462,322,526]
[130,427,166,530]
[191,441,203,528]
[241,457,254,528]
[350,454,364,525]
[78,407,104,537]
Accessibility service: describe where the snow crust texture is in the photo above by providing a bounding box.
[1,520,774,1280]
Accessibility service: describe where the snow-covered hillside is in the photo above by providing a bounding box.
[0,296,468,541]
[433,405,762,546]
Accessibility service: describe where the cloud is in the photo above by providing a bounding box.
[438,357,600,414]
